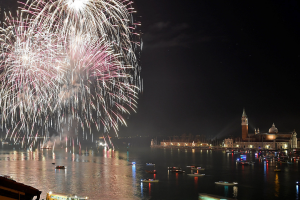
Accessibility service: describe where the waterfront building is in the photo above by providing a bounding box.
[223,138,233,148]
[160,141,210,148]
[234,109,299,150]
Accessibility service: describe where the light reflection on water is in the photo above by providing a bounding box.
[1,147,300,200]
[0,148,141,200]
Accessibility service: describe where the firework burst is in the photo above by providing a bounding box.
[0,0,142,148]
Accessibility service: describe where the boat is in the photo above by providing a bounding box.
[274,166,281,172]
[171,169,185,173]
[196,167,205,170]
[187,173,205,176]
[146,163,155,166]
[40,147,52,149]
[168,166,181,170]
[199,193,236,200]
[238,161,250,165]
[141,179,159,183]
[186,165,195,168]
[46,191,88,200]
[52,163,55,165]
[55,166,66,169]
[145,170,157,174]
[215,181,238,186]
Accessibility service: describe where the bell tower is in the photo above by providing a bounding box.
[241,108,248,140]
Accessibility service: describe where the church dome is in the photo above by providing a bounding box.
[269,123,278,133]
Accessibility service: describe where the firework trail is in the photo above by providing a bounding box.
[0,0,142,147]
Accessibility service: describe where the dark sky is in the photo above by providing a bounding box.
[1,0,300,139]
[119,0,300,138]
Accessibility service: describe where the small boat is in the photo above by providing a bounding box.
[187,173,205,176]
[141,179,159,183]
[274,166,281,172]
[296,181,299,185]
[171,169,185,173]
[55,166,66,169]
[196,167,205,170]
[186,165,196,168]
[52,163,55,165]
[146,163,155,166]
[46,191,88,200]
[40,147,52,149]
[238,161,250,165]
[168,167,181,170]
[145,170,157,174]
[215,181,238,186]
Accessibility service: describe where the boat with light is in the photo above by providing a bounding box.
[215,181,238,186]
[196,167,205,170]
[187,173,205,176]
[141,179,159,183]
[171,169,185,173]
[55,166,66,169]
[168,166,181,170]
[146,163,155,166]
[274,166,281,172]
[145,170,157,174]
[46,191,88,200]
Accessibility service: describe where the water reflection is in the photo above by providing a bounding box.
[233,186,238,198]
[274,173,279,197]
[194,177,198,189]
[296,185,299,200]
[141,182,143,198]
[224,186,228,197]
[0,148,137,199]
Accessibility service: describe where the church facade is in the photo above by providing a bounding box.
[232,109,298,150]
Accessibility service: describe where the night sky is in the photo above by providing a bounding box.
[1,0,300,139]
[119,0,300,138]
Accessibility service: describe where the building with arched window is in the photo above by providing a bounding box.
[234,109,299,150]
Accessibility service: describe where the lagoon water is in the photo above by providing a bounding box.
[0,139,299,200]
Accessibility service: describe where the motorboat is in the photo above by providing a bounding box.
[171,169,185,173]
[146,163,155,166]
[168,166,181,170]
[187,173,205,176]
[40,147,52,149]
[46,191,88,200]
[141,179,159,183]
[55,166,66,169]
[215,181,238,186]
[274,166,281,172]
[196,167,205,170]
[186,165,196,168]
[238,161,250,165]
[145,170,157,174]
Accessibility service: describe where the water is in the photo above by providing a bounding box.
[0,141,299,200]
